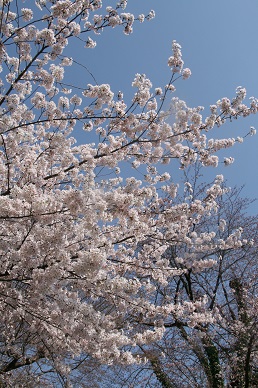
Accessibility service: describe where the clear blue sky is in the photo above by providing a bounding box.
[67,0,258,213]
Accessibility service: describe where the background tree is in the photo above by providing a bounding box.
[100,169,258,388]
[0,1,257,386]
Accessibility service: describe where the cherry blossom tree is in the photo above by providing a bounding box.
[0,1,257,386]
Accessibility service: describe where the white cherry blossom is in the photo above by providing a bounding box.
[0,1,257,385]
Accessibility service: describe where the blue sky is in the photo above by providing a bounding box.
[67,0,258,213]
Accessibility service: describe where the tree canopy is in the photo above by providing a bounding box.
[0,1,257,387]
